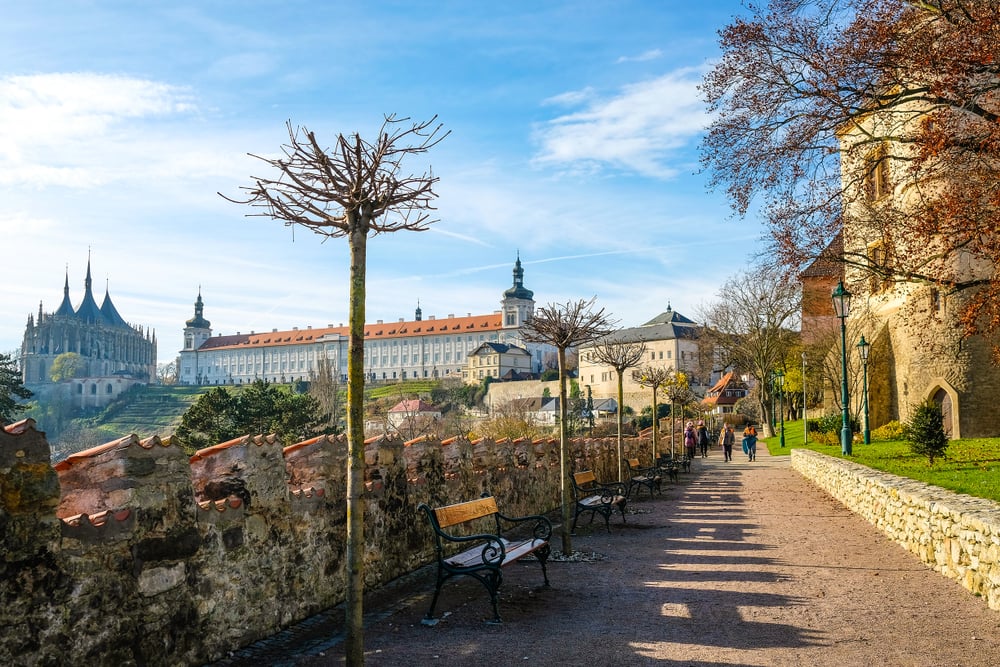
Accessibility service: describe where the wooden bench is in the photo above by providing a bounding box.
[571,471,627,533]
[626,457,662,499]
[418,495,552,623]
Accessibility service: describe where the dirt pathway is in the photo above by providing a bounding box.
[235,447,1000,666]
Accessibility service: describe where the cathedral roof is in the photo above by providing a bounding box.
[73,259,106,324]
[54,271,75,317]
[100,286,129,328]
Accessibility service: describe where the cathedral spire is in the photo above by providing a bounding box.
[74,253,104,324]
[54,266,76,317]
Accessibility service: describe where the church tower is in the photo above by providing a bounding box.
[183,289,212,351]
[501,255,534,330]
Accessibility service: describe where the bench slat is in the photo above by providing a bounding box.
[434,496,499,528]
[445,537,547,568]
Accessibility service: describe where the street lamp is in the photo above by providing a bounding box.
[775,369,786,448]
[831,280,853,455]
[768,370,776,434]
[801,351,808,445]
[857,335,871,445]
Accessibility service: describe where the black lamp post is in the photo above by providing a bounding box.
[776,369,786,448]
[801,351,808,445]
[857,335,871,445]
[832,280,853,455]
[769,370,776,434]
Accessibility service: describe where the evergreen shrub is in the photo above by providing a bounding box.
[905,400,949,464]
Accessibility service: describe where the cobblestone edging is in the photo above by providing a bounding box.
[791,449,1000,610]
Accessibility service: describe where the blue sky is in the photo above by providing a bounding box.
[0,1,763,363]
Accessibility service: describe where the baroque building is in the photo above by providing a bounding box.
[577,305,706,414]
[178,257,549,386]
[20,260,157,408]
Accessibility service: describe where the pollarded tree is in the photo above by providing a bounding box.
[0,353,32,425]
[633,365,671,461]
[590,338,647,481]
[662,371,692,458]
[701,0,1000,355]
[224,115,446,663]
[699,268,801,437]
[523,297,615,555]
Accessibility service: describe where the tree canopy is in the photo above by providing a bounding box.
[173,380,326,453]
[0,353,32,425]
[701,0,1000,346]
[49,352,85,382]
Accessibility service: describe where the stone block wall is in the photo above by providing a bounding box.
[0,419,655,666]
[792,449,1000,609]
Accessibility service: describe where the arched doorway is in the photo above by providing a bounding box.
[931,387,953,438]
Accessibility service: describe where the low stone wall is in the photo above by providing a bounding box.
[792,449,1000,610]
[0,419,655,666]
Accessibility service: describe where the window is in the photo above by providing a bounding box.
[864,144,891,201]
[867,241,893,293]
[930,286,946,314]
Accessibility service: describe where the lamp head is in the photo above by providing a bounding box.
[857,334,870,362]
[831,280,852,319]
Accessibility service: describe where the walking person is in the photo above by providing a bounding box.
[742,423,758,462]
[697,420,710,457]
[683,421,697,460]
[719,422,735,462]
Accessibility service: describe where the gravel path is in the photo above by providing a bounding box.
[228,447,1000,666]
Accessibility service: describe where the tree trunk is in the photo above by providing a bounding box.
[557,346,572,555]
[615,370,624,482]
[651,386,659,459]
[344,223,368,665]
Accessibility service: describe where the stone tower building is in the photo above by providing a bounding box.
[838,100,999,438]
[20,260,157,408]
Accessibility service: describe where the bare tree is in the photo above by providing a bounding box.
[633,366,671,460]
[223,115,447,664]
[701,0,1000,353]
[309,357,344,434]
[662,371,692,458]
[591,338,646,480]
[699,268,801,437]
[523,298,615,555]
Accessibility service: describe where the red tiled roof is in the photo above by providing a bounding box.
[196,313,504,352]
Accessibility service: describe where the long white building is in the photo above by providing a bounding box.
[178,258,543,386]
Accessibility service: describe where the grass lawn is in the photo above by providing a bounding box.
[760,419,1000,503]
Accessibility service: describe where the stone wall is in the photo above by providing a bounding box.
[0,419,654,666]
[792,449,1000,609]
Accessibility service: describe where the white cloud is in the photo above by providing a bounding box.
[616,49,663,64]
[531,67,709,179]
[0,72,197,187]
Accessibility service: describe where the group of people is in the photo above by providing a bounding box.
[683,420,758,462]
